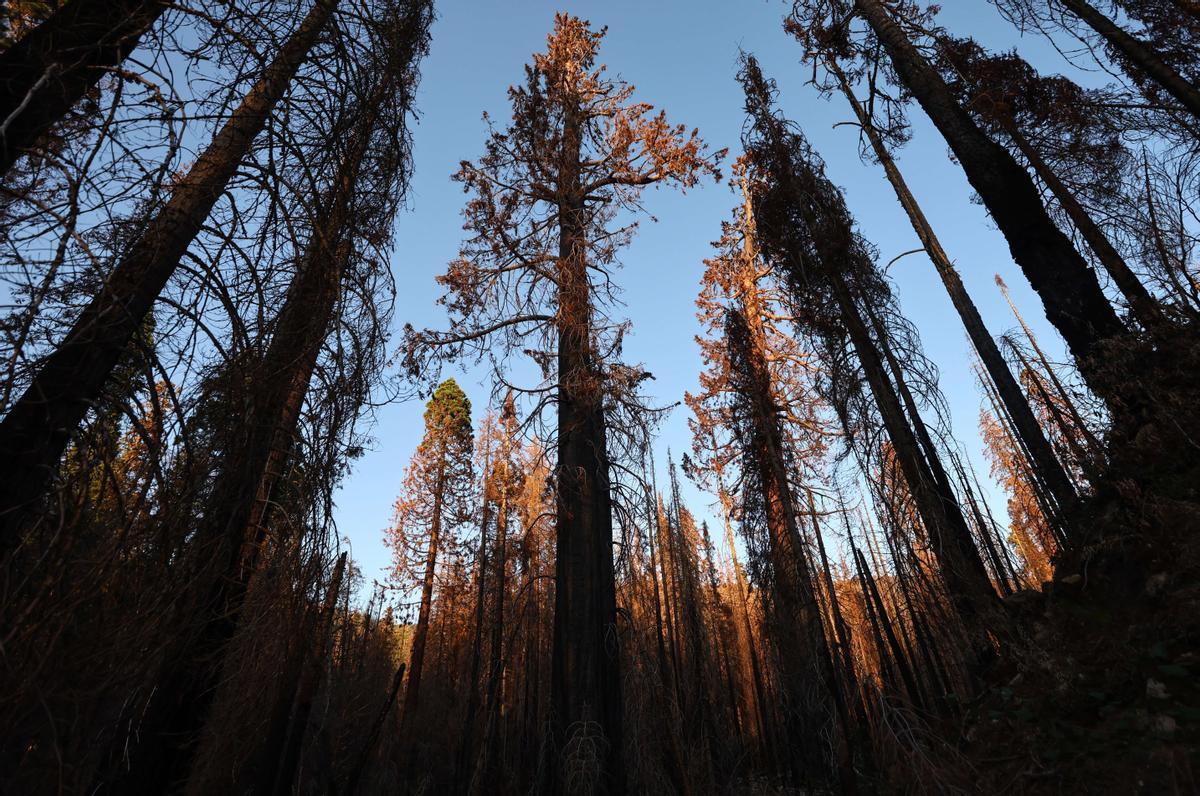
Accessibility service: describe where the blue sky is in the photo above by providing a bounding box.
[333,0,1096,593]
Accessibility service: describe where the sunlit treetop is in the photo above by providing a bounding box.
[404,13,724,411]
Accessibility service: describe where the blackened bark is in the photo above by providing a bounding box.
[1005,123,1165,330]
[0,0,339,554]
[549,188,624,791]
[1059,0,1200,119]
[832,63,1080,534]
[0,0,167,176]
[853,0,1128,403]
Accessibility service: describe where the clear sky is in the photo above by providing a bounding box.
[333,0,1096,594]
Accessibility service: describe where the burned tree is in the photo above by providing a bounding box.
[405,14,720,791]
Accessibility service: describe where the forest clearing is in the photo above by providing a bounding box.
[1,0,1199,793]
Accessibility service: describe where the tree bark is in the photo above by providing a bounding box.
[832,62,1080,533]
[1005,122,1165,330]
[402,462,446,723]
[548,124,624,790]
[0,0,339,554]
[853,0,1128,405]
[0,0,168,177]
[1059,0,1200,119]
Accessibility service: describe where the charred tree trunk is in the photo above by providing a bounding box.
[1004,123,1165,330]
[471,448,510,794]
[831,62,1080,537]
[91,20,423,784]
[1058,0,1200,119]
[0,0,168,176]
[725,307,842,786]
[0,0,339,554]
[548,164,624,791]
[402,463,447,724]
[828,268,1004,669]
[852,0,1129,404]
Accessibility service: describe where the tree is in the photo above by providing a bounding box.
[404,14,720,791]
[91,4,432,790]
[0,0,340,553]
[686,166,842,784]
[387,378,475,728]
[739,56,1007,669]
[788,0,1130,408]
[820,56,1080,541]
[0,0,169,177]
[933,37,1168,330]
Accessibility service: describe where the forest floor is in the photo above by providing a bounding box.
[965,376,1200,794]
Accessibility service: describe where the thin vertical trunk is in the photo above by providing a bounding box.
[1005,123,1165,330]
[656,494,685,707]
[726,307,842,787]
[1059,0,1200,119]
[0,0,168,176]
[0,0,339,552]
[344,663,406,796]
[852,0,1128,404]
[271,553,348,796]
[644,490,672,690]
[403,463,447,723]
[471,447,510,793]
[713,479,773,764]
[456,447,493,791]
[831,62,1080,533]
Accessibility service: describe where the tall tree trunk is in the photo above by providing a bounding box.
[0,0,168,177]
[852,0,1128,405]
[725,307,841,786]
[1004,122,1165,329]
[402,463,447,724]
[715,484,773,763]
[826,267,1004,669]
[93,20,420,782]
[271,552,348,796]
[0,0,339,554]
[1059,0,1200,119]
[831,62,1080,534]
[457,458,493,792]
[549,129,624,791]
[471,446,510,794]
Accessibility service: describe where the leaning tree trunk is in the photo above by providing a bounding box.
[548,147,625,794]
[832,63,1080,536]
[0,0,339,556]
[1058,0,1200,120]
[726,307,843,786]
[853,0,1128,406]
[0,0,168,177]
[825,265,1006,669]
[402,463,447,724]
[1004,122,1166,330]
[96,23,431,788]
